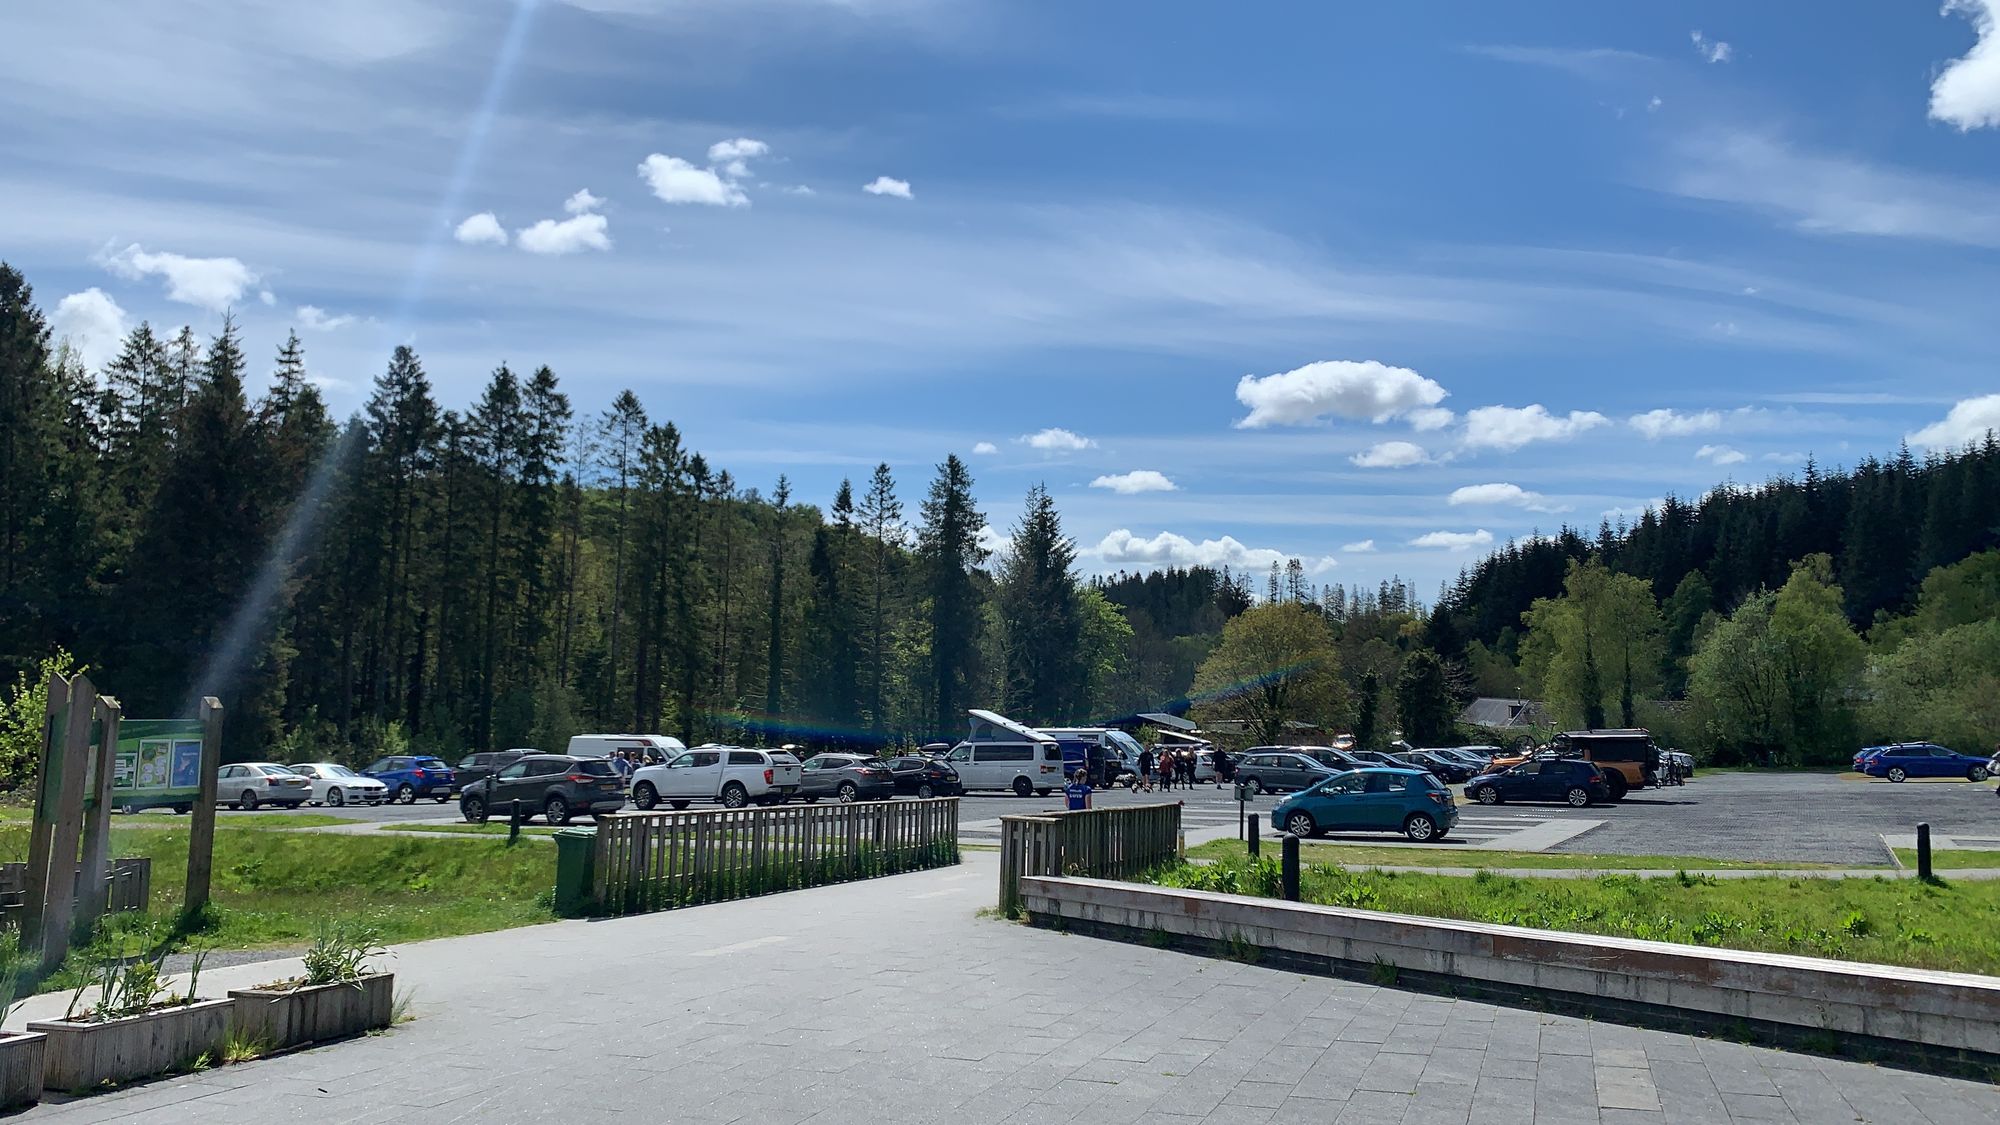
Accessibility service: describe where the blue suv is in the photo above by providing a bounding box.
[1861,743,1991,783]
[1272,767,1458,843]
[365,755,458,803]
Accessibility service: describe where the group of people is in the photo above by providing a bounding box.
[1132,746,1234,792]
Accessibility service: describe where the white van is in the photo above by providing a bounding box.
[566,734,687,762]
[944,709,1064,797]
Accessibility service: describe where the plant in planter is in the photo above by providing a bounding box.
[27,930,230,1092]
[0,940,47,1110]
[229,921,395,1054]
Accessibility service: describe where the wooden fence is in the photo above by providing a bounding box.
[0,857,151,922]
[998,803,1182,915]
[592,798,960,916]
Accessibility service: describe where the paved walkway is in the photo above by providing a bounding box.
[11,854,1996,1124]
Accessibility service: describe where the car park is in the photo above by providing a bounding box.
[799,753,897,802]
[886,755,963,798]
[1235,750,1344,795]
[460,753,627,824]
[365,755,457,804]
[218,763,313,810]
[631,746,803,809]
[1861,742,1991,782]
[1406,750,1476,784]
[457,749,531,790]
[285,762,389,806]
[1273,768,1458,842]
[1465,758,1611,807]
[1042,727,1147,787]
[945,709,1065,796]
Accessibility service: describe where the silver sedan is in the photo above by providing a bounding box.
[218,762,313,810]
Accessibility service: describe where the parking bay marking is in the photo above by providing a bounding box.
[691,936,790,958]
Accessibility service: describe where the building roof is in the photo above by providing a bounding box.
[1458,697,1549,729]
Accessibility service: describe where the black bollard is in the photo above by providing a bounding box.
[510,798,525,844]
[1248,815,1260,859]
[1281,834,1300,902]
[1917,822,1932,881]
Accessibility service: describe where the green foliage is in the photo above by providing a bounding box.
[1863,617,2000,752]
[0,646,78,785]
[1521,560,1664,730]
[302,919,387,986]
[1689,555,1864,764]
[1352,671,1380,752]
[995,485,1084,724]
[1192,602,1348,744]
[1393,647,1458,747]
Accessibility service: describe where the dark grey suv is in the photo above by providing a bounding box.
[460,754,626,825]
[455,749,530,792]
[798,754,896,802]
[1235,750,1343,795]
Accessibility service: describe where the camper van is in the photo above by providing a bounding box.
[944,710,1064,797]
[1040,727,1146,787]
[566,734,687,763]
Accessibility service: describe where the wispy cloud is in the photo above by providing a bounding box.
[1460,44,1655,79]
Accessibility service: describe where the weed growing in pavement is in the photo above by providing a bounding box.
[221,1028,273,1064]
[1368,957,1400,987]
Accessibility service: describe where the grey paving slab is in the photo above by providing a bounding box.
[6,851,1994,1124]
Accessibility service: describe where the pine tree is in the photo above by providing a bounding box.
[363,345,439,727]
[598,391,647,721]
[764,475,792,720]
[918,455,987,735]
[858,463,903,731]
[0,265,52,663]
[997,484,1082,723]
[1394,648,1458,746]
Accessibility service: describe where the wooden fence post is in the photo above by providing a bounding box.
[183,696,224,922]
[20,674,71,947]
[37,673,97,975]
[74,694,122,941]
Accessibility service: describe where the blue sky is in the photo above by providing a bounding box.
[6,0,2000,598]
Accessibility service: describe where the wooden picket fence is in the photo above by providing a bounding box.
[592,798,960,916]
[0,857,150,922]
[997,802,1182,916]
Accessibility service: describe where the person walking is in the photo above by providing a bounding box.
[1211,748,1232,788]
[1064,768,1093,811]
[1137,747,1155,792]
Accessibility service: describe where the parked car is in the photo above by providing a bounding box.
[1330,734,1357,751]
[943,709,1064,796]
[456,749,531,791]
[363,755,457,804]
[1291,746,1365,772]
[1235,750,1344,795]
[1852,746,1890,772]
[1406,750,1476,784]
[460,753,627,824]
[1539,729,1663,800]
[218,763,312,810]
[1861,742,1992,782]
[285,762,389,807]
[799,754,896,803]
[1273,768,1459,842]
[1466,758,1611,807]
[886,755,963,798]
[630,746,803,810]
[1438,747,1498,769]
[1042,727,1147,787]
[566,733,688,764]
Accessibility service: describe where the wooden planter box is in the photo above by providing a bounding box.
[0,1031,46,1109]
[27,997,233,1092]
[228,973,393,1053]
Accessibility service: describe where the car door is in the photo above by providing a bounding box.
[798,756,833,798]
[1313,774,1366,829]
[1352,773,1402,828]
[487,761,532,807]
[674,751,723,798]
[1926,745,1957,777]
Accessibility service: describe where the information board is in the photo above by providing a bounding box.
[108,718,205,812]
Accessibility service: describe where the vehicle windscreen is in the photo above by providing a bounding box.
[574,760,619,776]
[1107,731,1143,756]
[417,757,449,769]
[861,759,891,769]
[324,765,358,777]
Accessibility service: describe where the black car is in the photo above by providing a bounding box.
[455,749,530,791]
[1466,758,1611,808]
[887,755,963,798]
[1406,750,1475,784]
[459,754,627,825]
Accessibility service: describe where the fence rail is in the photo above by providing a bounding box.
[592,798,959,915]
[998,803,1181,915]
[0,857,150,920]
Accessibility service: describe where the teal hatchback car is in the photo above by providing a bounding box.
[1271,767,1458,842]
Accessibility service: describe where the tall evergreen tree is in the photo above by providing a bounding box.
[918,455,987,735]
[996,484,1082,724]
[764,475,792,719]
[858,463,903,731]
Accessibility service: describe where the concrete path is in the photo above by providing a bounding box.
[12,853,1994,1124]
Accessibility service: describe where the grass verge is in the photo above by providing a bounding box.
[398,823,560,837]
[1150,856,2000,975]
[1894,848,2000,870]
[1183,839,1851,871]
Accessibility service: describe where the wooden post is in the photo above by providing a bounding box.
[38,673,97,975]
[74,694,122,941]
[20,674,71,946]
[183,696,224,922]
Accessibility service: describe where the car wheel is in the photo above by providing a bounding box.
[462,796,488,824]
[804,796,820,804]
[1403,813,1439,842]
[1565,787,1591,808]
[1887,767,1907,783]
[634,782,659,811]
[1604,775,1628,801]
[434,793,450,803]
[174,804,191,815]
[1474,786,1501,805]
[240,790,259,811]
[723,782,751,809]
[670,800,691,810]
[1012,777,1033,798]
[1284,810,1317,838]
[328,787,345,807]
[1243,777,1262,797]
[1036,788,1051,798]
[1970,766,1989,782]
[545,795,572,825]
[397,783,416,804]
[917,782,936,799]
[836,781,858,803]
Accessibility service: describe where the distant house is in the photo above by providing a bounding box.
[1459,697,1549,731]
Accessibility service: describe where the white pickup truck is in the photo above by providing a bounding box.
[630,746,803,810]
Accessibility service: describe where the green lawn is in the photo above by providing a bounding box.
[1149,857,2000,976]
[398,822,559,837]
[1183,839,1851,871]
[1895,848,2000,870]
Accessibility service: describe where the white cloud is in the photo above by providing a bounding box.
[1762,451,1808,464]
[1089,470,1177,494]
[1234,359,1448,428]
[1933,0,2000,130]
[564,188,604,216]
[1648,95,1664,112]
[1094,529,1335,574]
[1019,427,1095,453]
[1462,404,1609,451]
[784,185,816,196]
[95,242,257,312]
[295,305,356,331]
[1410,529,1494,551]
[454,212,509,246]
[257,289,275,306]
[516,212,611,255]
[1629,408,1723,439]
[975,523,1008,556]
[1602,501,1663,521]
[1350,441,1431,468]
[1447,482,1567,513]
[639,154,750,207]
[971,441,998,455]
[1340,539,1377,553]
[707,137,769,178]
[1695,444,1748,466]
[863,176,914,199]
[50,288,127,369]
[1406,406,1456,431]
[1908,393,2000,449]
[1690,30,1732,64]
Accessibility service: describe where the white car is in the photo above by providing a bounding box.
[287,762,390,807]
[218,762,313,810]
[630,746,802,810]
